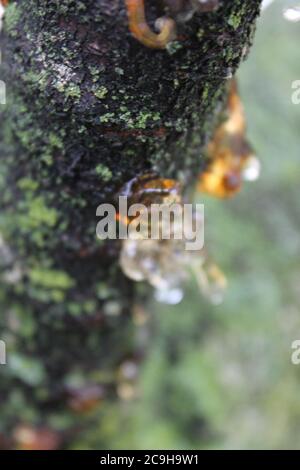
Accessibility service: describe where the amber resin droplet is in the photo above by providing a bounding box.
[118,174,224,305]
[120,173,182,205]
[198,79,260,198]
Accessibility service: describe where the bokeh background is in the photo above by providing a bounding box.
[72,0,300,450]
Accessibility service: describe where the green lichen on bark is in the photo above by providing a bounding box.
[0,0,262,448]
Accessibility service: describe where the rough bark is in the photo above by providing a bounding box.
[0,0,261,448]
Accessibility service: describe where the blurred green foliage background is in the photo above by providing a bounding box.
[76,0,300,450]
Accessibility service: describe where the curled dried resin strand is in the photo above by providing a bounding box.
[125,0,176,49]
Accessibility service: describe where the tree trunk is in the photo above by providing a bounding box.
[0,0,261,449]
